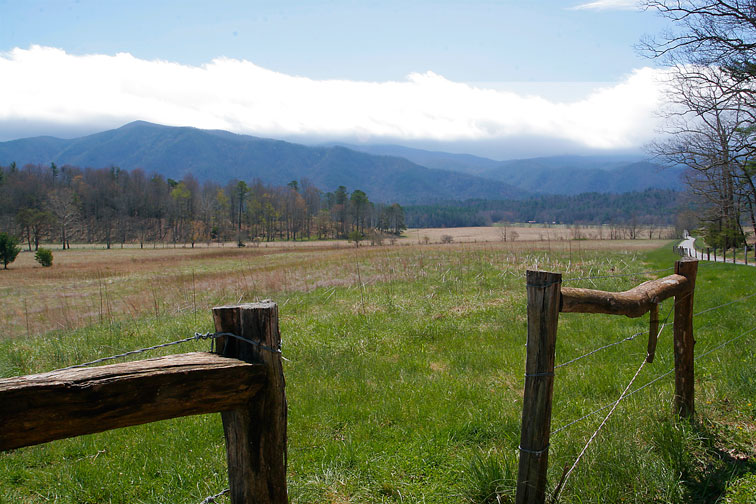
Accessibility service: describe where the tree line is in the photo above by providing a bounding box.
[0,163,406,250]
[644,0,756,249]
[404,189,681,232]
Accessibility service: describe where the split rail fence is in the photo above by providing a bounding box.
[0,302,288,504]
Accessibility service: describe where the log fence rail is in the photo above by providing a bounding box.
[0,302,287,504]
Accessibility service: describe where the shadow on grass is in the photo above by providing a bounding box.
[680,417,756,504]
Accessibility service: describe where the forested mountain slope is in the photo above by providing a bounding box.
[0,122,523,204]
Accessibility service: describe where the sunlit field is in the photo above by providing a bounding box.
[1,230,754,503]
[0,227,671,340]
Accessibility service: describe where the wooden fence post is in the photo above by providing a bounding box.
[213,302,287,504]
[673,259,698,418]
[516,271,561,504]
[646,303,660,363]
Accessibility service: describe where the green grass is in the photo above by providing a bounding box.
[1,243,755,503]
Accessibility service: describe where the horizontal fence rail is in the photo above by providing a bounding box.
[0,302,288,504]
[0,352,266,451]
[561,274,688,318]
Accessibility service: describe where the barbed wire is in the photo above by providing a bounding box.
[553,288,755,371]
[693,290,756,318]
[552,323,756,436]
[50,331,283,373]
[562,267,675,285]
[552,355,649,501]
[200,488,229,504]
[552,367,676,436]
[551,304,672,435]
[695,325,756,362]
[52,333,220,372]
[555,329,644,369]
[555,293,679,369]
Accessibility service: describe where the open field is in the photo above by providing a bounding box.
[1,235,755,503]
[407,225,675,244]
[1,231,671,340]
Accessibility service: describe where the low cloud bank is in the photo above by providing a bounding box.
[0,46,665,150]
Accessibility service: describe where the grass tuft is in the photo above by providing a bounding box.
[461,450,516,504]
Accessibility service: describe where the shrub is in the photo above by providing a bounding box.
[348,230,364,247]
[368,231,385,246]
[441,234,454,244]
[0,232,21,269]
[35,248,53,267]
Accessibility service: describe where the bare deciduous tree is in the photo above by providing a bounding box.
[643,1,756,247]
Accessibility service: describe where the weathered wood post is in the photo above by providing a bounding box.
[646,303,660,363]
[672,259,697,418]
[707,248,710,261]
[714,248,717,261]
[213,302,287,504]
[516,270,561,504]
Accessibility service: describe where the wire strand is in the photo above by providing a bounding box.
[556,299,675,369]
[52,333,218,371]
[555,330,645,369]
[552,303,675,434]
[693,291,756,318]
[552,324,756,436]
[695,325,756,362]
[562,267,674,284]
[200,488,229,504]
[50,331,284,373]
[552,357,649,501]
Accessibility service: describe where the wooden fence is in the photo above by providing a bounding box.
[0,259,708,504]
[515,259,698,504]
[673,243,751,265]
[0,302,288,504]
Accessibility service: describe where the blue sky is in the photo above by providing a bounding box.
[0,0,674,158]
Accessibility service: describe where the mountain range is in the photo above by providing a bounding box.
[0,121,683,204]
[337,144,683,195]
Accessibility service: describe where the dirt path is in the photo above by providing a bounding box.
[678,235,755,266]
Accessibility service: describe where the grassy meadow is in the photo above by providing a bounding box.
[0,233,754,503]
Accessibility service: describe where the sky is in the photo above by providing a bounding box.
[0,0,674,159]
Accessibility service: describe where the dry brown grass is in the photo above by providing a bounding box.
[406,224,674,243]
[0,230,671,339]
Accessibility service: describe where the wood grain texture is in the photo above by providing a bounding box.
[673,259,698,418]
[647,303,660,363]
[516,270,561,504]
[213,302,288,504]
[0,352,265,451]
[561,274,689,318]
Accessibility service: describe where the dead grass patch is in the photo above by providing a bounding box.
[0,231,671,339]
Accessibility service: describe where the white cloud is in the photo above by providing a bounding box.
[569,0,641,11]
[0,46,666,150]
